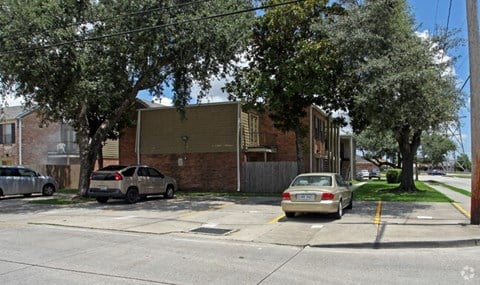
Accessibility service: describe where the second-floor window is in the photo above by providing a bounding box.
[0,123,15,144]
[314,117,325,141]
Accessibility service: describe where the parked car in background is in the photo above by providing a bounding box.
[356,169,370,180]
[369,169,381,180]
[87,165,177,204]
[281,172,353,219]
[0,166,57,197]
[428,169,446,176]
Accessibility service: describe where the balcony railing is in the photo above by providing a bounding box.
[47,141,79,156]
[242,131,277,151]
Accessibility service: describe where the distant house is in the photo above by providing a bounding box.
[356,155,378,172]
[119,102,356,192]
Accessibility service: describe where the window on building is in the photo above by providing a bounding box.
[314,117,325,141]
[0,123,15,144]
[249,114,259,146]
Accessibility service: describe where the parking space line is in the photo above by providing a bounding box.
[451,202,471,219]
[374,200,382,225]
[268,214,285,224]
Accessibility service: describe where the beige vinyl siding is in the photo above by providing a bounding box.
[140,103,239,154]
[241,112,250,148]
[102,139,119,159]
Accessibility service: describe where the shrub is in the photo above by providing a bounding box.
[386,169,402,183]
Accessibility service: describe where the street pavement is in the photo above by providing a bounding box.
[1,178,478,249]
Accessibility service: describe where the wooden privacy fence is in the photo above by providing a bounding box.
[31,164,80,189]
[242,161,298,193]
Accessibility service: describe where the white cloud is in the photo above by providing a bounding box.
[1,94,24,107]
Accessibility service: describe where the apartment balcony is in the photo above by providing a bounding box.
[47,141,80,165]
[242,132,278,153]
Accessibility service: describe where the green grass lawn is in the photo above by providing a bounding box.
[354,180,453,202]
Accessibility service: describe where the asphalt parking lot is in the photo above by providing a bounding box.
[1,193,479,248]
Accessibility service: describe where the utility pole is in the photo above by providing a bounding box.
[466,0,480,225]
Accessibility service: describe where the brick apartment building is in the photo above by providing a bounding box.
[0,105,121,188]
[119,102,355,192]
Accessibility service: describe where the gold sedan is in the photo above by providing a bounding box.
[281,173,353,219]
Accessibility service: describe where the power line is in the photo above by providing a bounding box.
[446,0,453,32]
[1,0,304,56]
[2,0,216,42]
[460,75,471,92]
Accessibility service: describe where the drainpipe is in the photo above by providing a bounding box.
[309,106,313,172]
[18,118,22,165]
[236,103,241,192]
[350,136,354,181]
[136,109,142,164]
[337,127,341,173]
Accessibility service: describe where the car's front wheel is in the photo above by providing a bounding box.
[125,188,139,204]
[42,184,55,196]
[164,185,175,199]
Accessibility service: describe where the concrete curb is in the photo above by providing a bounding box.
[309,239,480,249]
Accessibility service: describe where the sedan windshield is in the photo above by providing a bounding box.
[292,176,332,187]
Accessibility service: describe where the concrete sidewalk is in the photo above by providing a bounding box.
[1,179,478,249]
[12,189,477,249]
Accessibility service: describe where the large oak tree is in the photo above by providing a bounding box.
[0,0,254,194]
[332,0,462,191]
[226,0,347,174]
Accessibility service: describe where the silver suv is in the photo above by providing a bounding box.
[87,165,177,204]
[0,166,57,197]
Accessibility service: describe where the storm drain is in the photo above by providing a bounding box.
[190,227,234,235]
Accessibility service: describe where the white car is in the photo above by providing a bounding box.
[87,165,177,204]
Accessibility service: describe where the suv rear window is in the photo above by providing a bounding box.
[98,165,127,171]
[121,167,136,177]
[91,172,118,180]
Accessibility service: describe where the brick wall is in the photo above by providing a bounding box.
[20,112,61,166]
[119,126,238,191]
[119,126,137,164]
[257,112,297,162]
[140,152,238,192]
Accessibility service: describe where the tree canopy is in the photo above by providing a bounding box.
[0,0,254,194]
[332,0,462,191]
[419,131,457,166]
[355,128,399,168]
[226,0,347,173]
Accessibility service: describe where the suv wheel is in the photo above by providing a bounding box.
[164,186,174,199]
[125,188,139,204]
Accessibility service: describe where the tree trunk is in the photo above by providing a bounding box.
[77,133,101,196]
[294,126,306,174]
[97,145,104,169]
[396,128,422,192]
